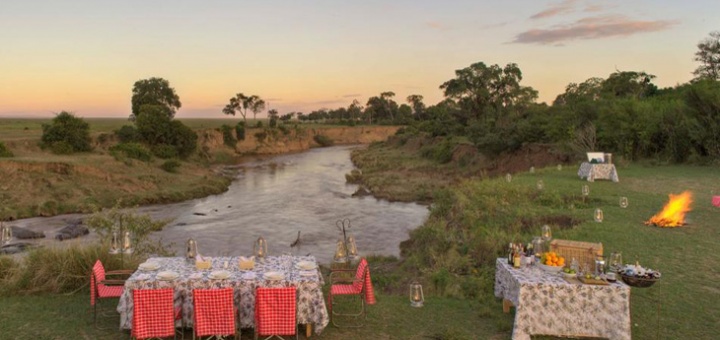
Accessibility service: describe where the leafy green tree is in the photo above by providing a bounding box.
[41,111,92,153]
[693,31,720,81]
[222,93,266,123]
[365,91,399,123]
[135,104,197,158]
[684,79,720,157]
[268,109,279,127]
[131,77,181,119]
[600,71,657,99]
[406,94,426,120]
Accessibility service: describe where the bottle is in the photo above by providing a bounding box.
[508,243,514,265]
[513,247,521,268]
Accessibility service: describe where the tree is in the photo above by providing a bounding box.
[693,31,720,81]
[131,77,181,119]
[600,71,657,99]
[135,104,197,158]
[365,91,399,123]
[406,94,426,119]
[222,93,266,123]
[41,111,92,153]
[268,109,279,127]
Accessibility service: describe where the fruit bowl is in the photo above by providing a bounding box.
[619,274,658,288]
[539,263,563,273]
[562,271,577,279]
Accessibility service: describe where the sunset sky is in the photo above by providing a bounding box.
[0,0,717,118]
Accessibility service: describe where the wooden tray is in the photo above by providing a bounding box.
[578,276,609,285]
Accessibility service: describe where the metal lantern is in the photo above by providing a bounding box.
[619,197,629,208]
[254,236,267,259]
[557,164,562,171]
[582,184,590,197]
[410,282,424,307]
[541,224,552,242]
[122,231,133,254]
[109,230,120,254]
[531,236,544,257]
[333,239,348,263]
[529,166,535,174]
[346,234,358,260]
[536,180,544,190]
[505,173,512,183]
[187,238,198,262]
[594,208,604,222]
[1,223,12,245]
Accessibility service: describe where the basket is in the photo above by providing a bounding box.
[549,239,603,272]
[620,274,658,288]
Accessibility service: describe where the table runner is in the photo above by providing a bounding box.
[578,162,619,182]
[494,258,631,340]
[117,256,329,334]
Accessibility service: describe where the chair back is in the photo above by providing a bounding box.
[132,288,176,339]
[353,258,368,292]
[255,287,297,336]
[90,260,105,306]
[193,288,236,337]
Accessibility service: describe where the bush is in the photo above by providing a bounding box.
[109,142,152,162]
[0,142,13,157]
[220,124,237,147]
[50,141,74,155]
[151,144,178,159]
[313,134,334,147]
[269,117,278,128]
[278,124,291,136]
[115,125,140,143]
[160,160,181,173]
[235,122,246,141]
[41,111,92,153]
[135,105,197,158]
[255,121,263,128]
[255,131,267,144]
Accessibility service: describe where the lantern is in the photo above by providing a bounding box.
[333,239,348,263]
[619,197,629,208]
[529,166,535,174]
[187,238,198,262]
[594,208,604,222]
[346,234,358,260]
[1,223,12,245]
[541,224,552,241]
[557,164,562,171]
[122,231,133,254]
[254,236,267,259]
[531,236,544,257]
[536,180,544,190]
[505,173,512,183]
[410,282,424,307]
[582,185,590,197]
[109,230,120,254]
[609,252,623,271]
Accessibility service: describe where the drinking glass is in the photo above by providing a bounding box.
[619,197,629,208]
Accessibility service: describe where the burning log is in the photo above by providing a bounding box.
[645,191,693,227]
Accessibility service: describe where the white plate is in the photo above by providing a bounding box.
[242,272,257,280]
[209,270,231,280]
[263,271,284,280]
[156,271,179,281]
[295,261,317,270]
[299,270,316,277]
[139,262,160,271]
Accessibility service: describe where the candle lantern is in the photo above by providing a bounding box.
[1,223,13,245]
[346,234,358,260]
[109,230,120,254]
[536,180,544,190]
[531,236,544,257]
[609,252,623,271]
[529,166,535,174]
[619,197,629,208]
[409,282,424,307]
[254,236,267,259]
[541,224,552,242]
[582,185,590,197]
[505,173,512,183]
[557,164,562,171]
[594,208,604,222]
[122,231,133,254]
[187,238,198,262]
[333,239,348,263]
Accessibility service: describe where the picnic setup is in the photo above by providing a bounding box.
[577,152,619,182]
[89,220,377,339]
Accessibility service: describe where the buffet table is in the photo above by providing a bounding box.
[577,162,619,182]
[494,258,631,340]
[117,256,329,335]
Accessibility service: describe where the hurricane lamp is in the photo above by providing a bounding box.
[619,197,629,208]
[122,231,133,254]
[536,180,544,190]
[594,208,604,223]
[109,230,120,254]
[333,239,348,263]
[410,282,424,307]
[187,238,198,262]
[582,184,590,197]
[541,224,552,242]
[346,234,358,260]
[0,223,12,245]
[505,173,512,183]
[254,236,267,259]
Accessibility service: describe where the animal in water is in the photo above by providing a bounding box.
[55,221,89,241]
[290,231,301,247]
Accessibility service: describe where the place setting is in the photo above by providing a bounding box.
[155,270,180,281]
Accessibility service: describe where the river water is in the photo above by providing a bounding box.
[12,146,429,264]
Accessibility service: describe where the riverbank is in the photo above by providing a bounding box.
[0,118,400,220]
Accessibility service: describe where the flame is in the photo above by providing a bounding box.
[645,191,693,227]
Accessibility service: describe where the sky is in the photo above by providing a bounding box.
[0,0,718,118]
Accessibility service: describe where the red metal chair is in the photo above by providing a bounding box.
[254,287,297,340]
[328,258,376,327]
[90,259,132,324]
[192,288,238,340]
[132,288,183,340]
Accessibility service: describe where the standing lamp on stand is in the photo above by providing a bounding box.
[109,219,132,268]
[334,218,359,265]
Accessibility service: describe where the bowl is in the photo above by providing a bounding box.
[562,271,577,279]
[539,263,563,273]
[620,274,658,288]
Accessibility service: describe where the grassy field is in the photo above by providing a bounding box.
[0,163,718,339]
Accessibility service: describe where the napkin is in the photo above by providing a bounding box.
[239,256,255,270]
[196,255,212,270]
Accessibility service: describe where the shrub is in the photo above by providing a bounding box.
[255,131,267,144]
[160,160,181,173]
[135,105,197,158]
[0,142,13,157]
[115,125,140,143]
[313,134,334,147]
[255,121,263,128]
[151,144,178,159]
[220,124,237,147]
[269,117,278,128]
[235,122,246,140]
[41,111,92,153]
[50,141,74,155]
[109,142,152,162]
[278,124,291,136]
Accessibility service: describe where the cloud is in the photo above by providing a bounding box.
[530,0,578,19]
[342,93,362,98]
[512,15,678,45]
[426,21,450,30]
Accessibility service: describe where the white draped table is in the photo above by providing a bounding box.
[578,162,619,182]
[494,258,631,340]
[117,256,329,335]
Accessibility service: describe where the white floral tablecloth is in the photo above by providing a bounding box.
[578,162,619,182]
[494,258,631,340]
[117,256,329,334]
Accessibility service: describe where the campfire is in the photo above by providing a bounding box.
[645,191,693,227]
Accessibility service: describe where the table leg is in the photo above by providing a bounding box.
[305,323,312,337]
[503,299,512,313]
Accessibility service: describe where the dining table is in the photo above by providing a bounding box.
[577,162,620,182]
[494,258,631,340]
[117,255,329,336]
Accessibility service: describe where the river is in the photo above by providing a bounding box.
[11,145,429,264]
